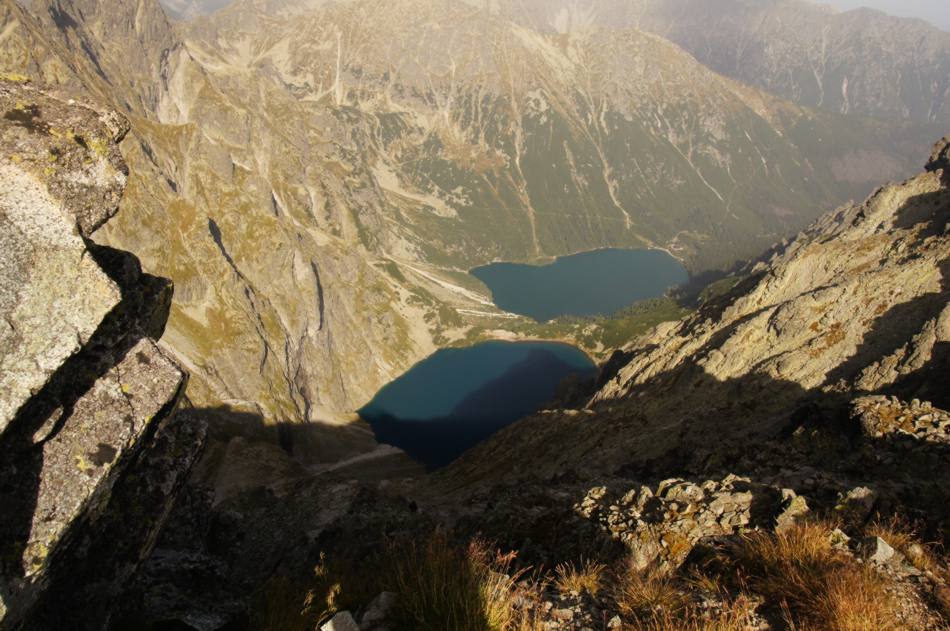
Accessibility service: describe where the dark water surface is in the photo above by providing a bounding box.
[471,248,688,321]
[359,341,597,469]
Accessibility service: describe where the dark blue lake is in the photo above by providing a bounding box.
[471,248,688,321]
[359,341,597,470]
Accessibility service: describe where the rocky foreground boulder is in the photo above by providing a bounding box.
[0,79,205,630]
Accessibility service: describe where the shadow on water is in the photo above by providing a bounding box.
[363,346,598,470]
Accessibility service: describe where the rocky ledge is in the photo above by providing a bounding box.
[0,79,205,630]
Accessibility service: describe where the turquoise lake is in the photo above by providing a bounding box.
[359,341,597,470]
[471,248,689,321]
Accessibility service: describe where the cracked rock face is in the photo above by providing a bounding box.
[0,81,133,434]
[0,163,119,433]
[0,79,204,630]
[21,339,185,579]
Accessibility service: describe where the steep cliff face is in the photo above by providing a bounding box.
[0,79,205,630]
[1,0,444,424]
[480,0,950,126]
[440,136,950,488]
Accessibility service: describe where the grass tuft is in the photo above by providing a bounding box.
[386,531,531,631]
[614,563,688,620]
[553,558,607,596]
[626,595,755,631]
[250,530,544,631]
[732,521,902,631]
[868,516,946,577]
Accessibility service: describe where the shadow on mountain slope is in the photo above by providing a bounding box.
[109,405,430,631]
[823,291,948,399]
[435,326,949,520]
[445,364,950,568]
[0,243,192,630]
[109,348,950,630]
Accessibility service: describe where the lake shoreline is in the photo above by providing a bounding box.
[470,248,689,322]
[466,244,687,271]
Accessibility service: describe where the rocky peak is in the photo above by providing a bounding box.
[0,78,205,630]
[927,135,950,175]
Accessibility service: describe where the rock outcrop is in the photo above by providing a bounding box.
[0,79,205,630]
[575,475,788,571]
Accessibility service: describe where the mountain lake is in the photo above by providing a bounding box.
[471,248,688,321]
[362,249,690,469]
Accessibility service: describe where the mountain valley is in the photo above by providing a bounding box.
[0,0,942,423]
[0,0,948,628]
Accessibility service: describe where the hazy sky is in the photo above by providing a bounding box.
[819,0,950,31]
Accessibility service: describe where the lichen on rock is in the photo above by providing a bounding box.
[0,78,204,630]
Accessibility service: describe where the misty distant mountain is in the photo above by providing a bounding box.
[479,0,950,125]
[159,0,232,18]
[819,0,950,32]
[159,0,950,126]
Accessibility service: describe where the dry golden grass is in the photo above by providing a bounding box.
[253,520,946,631]
[385,530,540,631]
[732,522,902,631]
[251,531,544,631]
[553,559,607,596]
[614,563,688,620]
[625,596,756,631]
